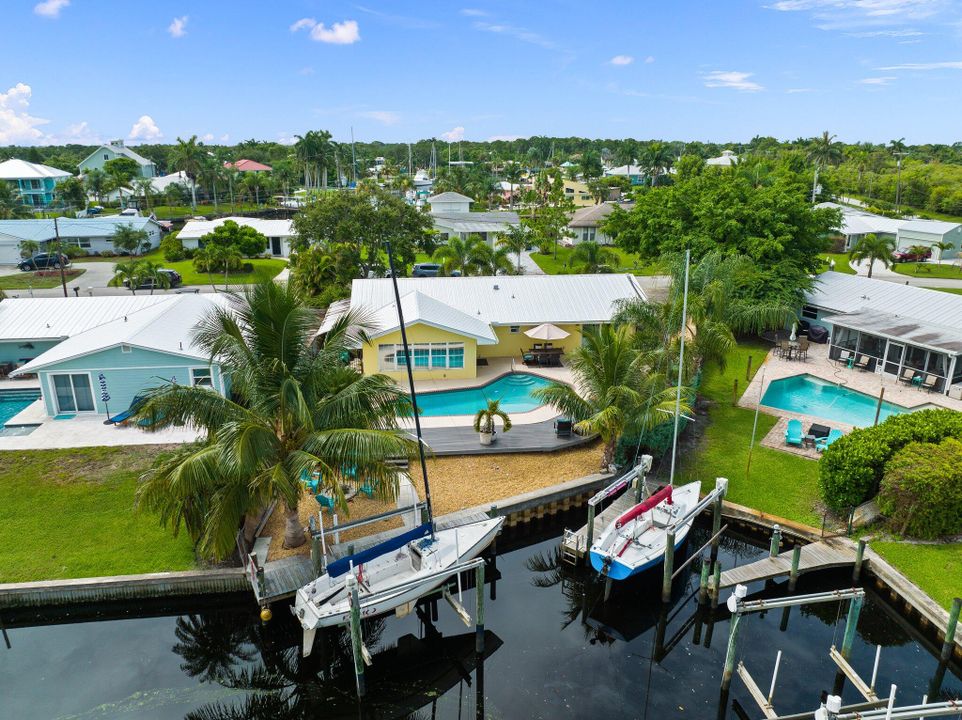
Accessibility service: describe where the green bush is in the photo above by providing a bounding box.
[160,233,185,262]
[878,438,962,539]
[818,409,962,510]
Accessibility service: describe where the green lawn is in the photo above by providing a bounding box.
[925,286,962,295]
[872,542,962,611]
[530,246,662,275]
[0,268,86,289]
[681,339,822,527]
[0,446,195,583]
[104,249,287,287]
[891,262,962,279]
[817,253,856,275]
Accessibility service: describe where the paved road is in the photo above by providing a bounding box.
[849,257,962,288]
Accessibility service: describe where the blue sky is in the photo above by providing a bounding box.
[3,0,962,147]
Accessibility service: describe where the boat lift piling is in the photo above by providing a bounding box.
[929,597,962,699]
[770,524,782,558]
[853,538,867,583]
[347,574,366,698]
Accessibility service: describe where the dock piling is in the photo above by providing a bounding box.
[662,530,676,603]
[710,479,726,566]
[698,560,711,606]
[853,538,867,583]
[788,545,801,592]
[348,575,366,698]
[475,563,486,654]
[840,593,864,660]
[769,524,781,558]
[722,612,744,693]
[711,562,722,610]
[585,502,596,555]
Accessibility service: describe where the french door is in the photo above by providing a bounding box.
[51,374,95,413]
[883,342,905,376]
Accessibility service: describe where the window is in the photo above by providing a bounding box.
[379,342,465,371]
[104,154,109,161]
[801,305,819,320]
[191,368,213,387]
[448,345,464,369]
[431,345,447,368]
[51,373,95,413]
[582,228,596,243]
[509,326,520,334]
[413,347,429,369]
[120,344,132,353]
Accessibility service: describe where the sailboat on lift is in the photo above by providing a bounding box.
[293,242,503,653]
[589,250,702,580]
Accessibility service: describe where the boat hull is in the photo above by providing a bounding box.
[589,524,691,580]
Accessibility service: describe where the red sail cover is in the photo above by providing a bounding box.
[615,485,673,529]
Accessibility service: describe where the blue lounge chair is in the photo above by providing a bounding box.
[816,428,844,452]
[315,492,335,513]
[784,419,804,446]
[108,395,147,425]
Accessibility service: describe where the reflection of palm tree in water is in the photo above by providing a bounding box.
[173,613,258,684]
[526,546,606,638]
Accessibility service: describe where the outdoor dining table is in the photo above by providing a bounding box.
[525,347,563,367]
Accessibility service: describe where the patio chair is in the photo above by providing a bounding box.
[816,428,844,452]
[777,340,790,358]
[897,367,917,385]
[314,492,335,513]
[798,337,809,360]
[853,354,871,371]
[108,395,148,425]
[784,419,804,446]
[921,374,939,393]
[522,352,536,366]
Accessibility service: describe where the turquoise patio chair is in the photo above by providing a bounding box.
[315,492,335,513]
[784,419,804,446]
[816,428,844,452]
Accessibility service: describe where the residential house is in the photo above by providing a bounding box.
[225,159,272,173]
[7,295,229,418]
[427,192,520,245]
[0,158,72,208]
[706,150,738,167]
[78,140,157,178]
[0,216,163,264]
[178,216,295,258]
[319,274,646,381]
[802,272,962,397]
[816,202,961,259]
[604,164,645,185]
[563,179,594,207]
[566,202,632,246]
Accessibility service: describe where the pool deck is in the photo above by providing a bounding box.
[421,417,595,455]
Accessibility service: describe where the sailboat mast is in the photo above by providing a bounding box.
[668,249,690,486]
[385,241,435,535]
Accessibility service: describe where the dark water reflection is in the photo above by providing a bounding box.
[1,520,959,719]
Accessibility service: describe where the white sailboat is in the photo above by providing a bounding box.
[589,249,702,581]
[292,241,503,655]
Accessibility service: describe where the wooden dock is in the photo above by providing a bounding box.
[560,490,636,560]
[719,538,856,589]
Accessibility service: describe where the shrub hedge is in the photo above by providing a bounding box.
[818,408,962,511]
[877,437,962,539]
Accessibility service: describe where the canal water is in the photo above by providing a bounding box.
[1,519,959,719]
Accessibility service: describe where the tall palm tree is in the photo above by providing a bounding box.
[641,141,673,186]
[889,137,908,212]
[504,163,523,208]
[198,159,225,213]
[170,135,205,210]
[132,177,154,211]
[134,281,416,557]
[138,260,172,295]
[933,240,955,265]
[807,131,843,203]
[113,260,143,295]
[849,233,895,278]
[83,168,108,207]
[570,241,617,273]
[433,235,477,276]
[469,240,513,276]
[533,324,686,469]
[497,225,529,273]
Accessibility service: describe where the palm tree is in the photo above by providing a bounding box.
[933,240,955,265]
[504,163,523,208]
[497,225,528,273]
[214,244,242,289]
[170,135,205,210]
[849,233,895,278]
[0,182,31,219]
[469,240,513,276]
[132,177,154,211]
[82,168,108,207]
[570,241,617,273]
[473,399,512,435]
[641,141,674,186]
[113,260,143,294]
[533,324,687,469]
[433,236,477,276]
[807,131,843,203]
[134,281,417,557]
[198,159,225,213]
[138,260,172,295]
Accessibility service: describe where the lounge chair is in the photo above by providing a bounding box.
[816,428,844,452]
[108,395,148,425]
[921,374,939,393]
[554,418,573,438]
[897,367,918,385]
[853,354,871,371]
[315,492,335,513]
[784,419,804,446]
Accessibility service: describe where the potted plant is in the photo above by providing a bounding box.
[474,399,512,446]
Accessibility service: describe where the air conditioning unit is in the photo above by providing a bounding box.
[949,385,962,400]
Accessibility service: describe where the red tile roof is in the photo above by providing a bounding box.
[224,159,272,172]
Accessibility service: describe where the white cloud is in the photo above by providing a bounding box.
[0,83,49,144]
[488,134,526,142]
[460,8,487,16]
[441,126,465,142]
[219,133,230,143]
[201,133,215,141]
[645,55,655,63]
[609,55,634,65]
[786,87,815,93]
[298,66,315,76]
[473,21,554,49]
[34,0,69,18]
[878,60,962,69]
[128,115,162,141]
[359,110,400,125]
[859,75,897,84]
[703,70,764,92]
[168,15,188,38]
[290,17,361,44]
[766,0,944,31]
[847,28,924,36]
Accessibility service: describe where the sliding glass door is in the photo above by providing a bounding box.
[51,373,95,413]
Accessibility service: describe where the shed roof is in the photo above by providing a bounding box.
[0,158,72,180]
[225,159,272,172]
[427,192,473,204]
[568,203,627,228]
[178,216,294,240]
[0,216,161,243]
[0,295,170,342]
[898,218,961,236]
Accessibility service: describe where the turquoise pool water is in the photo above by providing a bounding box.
[0,389,41,426]
[417,373,556,416]
[761,374,909,427]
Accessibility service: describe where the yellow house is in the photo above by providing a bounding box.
[322,274,647,381]
[563,179,595,207]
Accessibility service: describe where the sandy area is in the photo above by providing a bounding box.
[264,442,601,560]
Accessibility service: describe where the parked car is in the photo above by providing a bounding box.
[122,268,182,289]
[892,247,931,263]
[18,253,70,271]
[411,263,442,277]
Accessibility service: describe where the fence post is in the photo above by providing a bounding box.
[746,355,753,381]
[733,378,739,406]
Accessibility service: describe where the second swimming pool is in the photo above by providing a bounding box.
[761,373,910,427]
[416,373,556,417]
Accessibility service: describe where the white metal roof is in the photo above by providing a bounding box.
[898,218,961,236]
[568,203,624,228]
[427,192,473,203]
[0,296,171,341]
[822,309,962,355]
[348,274,646,329]
[178,216,294,240]
[815,202,959,237]
[805,273,962,335]
[706,150,738,166]
[0,216,161,243]
[367,290,498,343]
[0,158,72,180]
[13,294,230,373]
[604,164,642,176]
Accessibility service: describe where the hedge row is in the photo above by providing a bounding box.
[818,408,962,510]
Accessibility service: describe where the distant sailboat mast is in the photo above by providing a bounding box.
[668,249,690,487]
[350,126,357,186]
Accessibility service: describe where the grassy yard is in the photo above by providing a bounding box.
[817,253,856,275]
[103,249,287,287]
[0,446,195,583]
[871,542,962,611]
[530,246,662,275]
[681,339,822,527]
[925,286,962,295]
[891,262,962,279]
[0,268,86,290]
[146,202,265,219]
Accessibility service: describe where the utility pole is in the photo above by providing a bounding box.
[53,216,68,298]
[894,151,908,214]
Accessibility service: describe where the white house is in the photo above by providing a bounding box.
[427,192,473,214]
[817,202,961,259]
[706,150,738,167]
[178,216,295,258]
[0,216,164,264]
[566,203,631,246]
[604,164,644,185]
[78,140,157,178]
[0,158,72,207]
[426,192,520,245]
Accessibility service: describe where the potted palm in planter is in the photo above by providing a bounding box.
[474,399,512,446]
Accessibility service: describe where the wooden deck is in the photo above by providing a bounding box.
[719,539,856,589]
[560,491,636,560]
[421,419,594,456]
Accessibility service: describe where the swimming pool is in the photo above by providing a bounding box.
[416,373,556,416]
[0,389,40,425]
[761,374,909,427]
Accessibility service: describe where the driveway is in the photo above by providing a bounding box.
[850,257,962,289]
[519,250,544,275]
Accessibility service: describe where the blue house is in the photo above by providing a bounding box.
[0,158,72,208]
[78,140,157,178]
[7,295,228,418]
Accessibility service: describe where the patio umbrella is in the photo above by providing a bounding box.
[790,322,797,342]
[524,323,570,341]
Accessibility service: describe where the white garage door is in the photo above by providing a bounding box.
[0,240,22,266]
